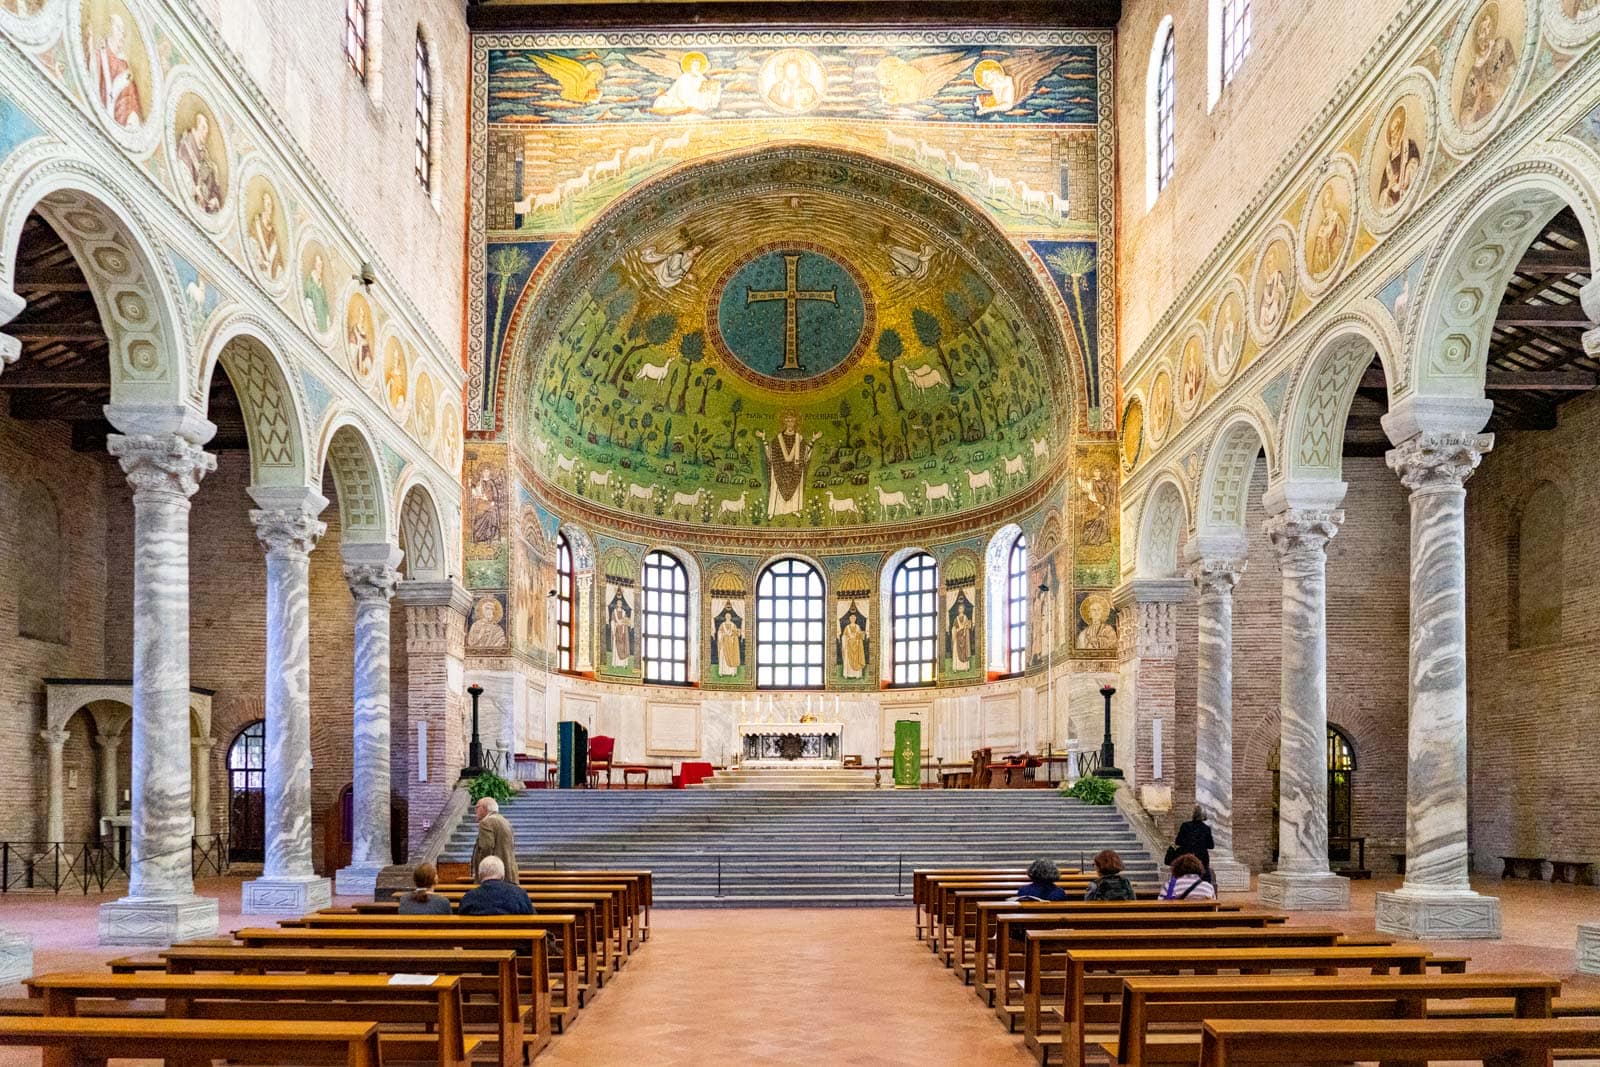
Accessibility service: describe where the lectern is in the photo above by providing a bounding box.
[556,720,589,789]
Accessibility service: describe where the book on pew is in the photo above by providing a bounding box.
[387,974,441,985]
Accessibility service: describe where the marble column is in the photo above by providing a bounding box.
[1374,431,1502,939]
[335,545,402,896]
[1112,579,1188,816]
[95,734,122,831]
[1185,552,1252,891]
[395,580,473,856]
[242,489,331,916]
[575,573,595,673]
[190,737,213,839]
[1256,501,1351,911]
[39,728,69,844]
[97,423,220,945]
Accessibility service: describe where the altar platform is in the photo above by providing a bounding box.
[695,765,876,790]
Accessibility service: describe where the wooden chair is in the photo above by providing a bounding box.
[587,735,616,787]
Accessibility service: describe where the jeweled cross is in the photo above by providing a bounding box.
[745,253,836,371]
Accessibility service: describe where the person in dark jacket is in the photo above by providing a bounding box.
[397,861,452,915]
[1015,858,1068,901]
[458,856,535,916]
[1174,805,1216,881]
[1083,848,1137,901]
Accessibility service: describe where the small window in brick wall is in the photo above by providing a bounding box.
[1509,481,1564,648]
[16,481,66,643]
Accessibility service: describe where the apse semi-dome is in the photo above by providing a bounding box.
[512,144,1076,540]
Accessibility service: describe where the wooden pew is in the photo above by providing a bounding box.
[0,1017,381,1067]
[1198,1017,1600,1066]
[970,902,1230,1004]
[438,883,635,961]
[912,869,1083,939]
[1037,945,1453,1067]
[27,971,483,1067]
[517,871,653,944]
[926,880,1100,958]
[1110,973,1561,1066]
[287,913,585,1031]
[998,921,1323,1034]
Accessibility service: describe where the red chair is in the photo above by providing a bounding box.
[671,761,715,789]
[587,735,616,788]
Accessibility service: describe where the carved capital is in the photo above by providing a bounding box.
[39,728,70,749]
[1188,557,1246,600]
[1118,599,1178,660]
[108,433,215,500]
[1386,432,1493,492]
[250,507,326,557]
[345,562,401,604]
[1264,508,1342,575]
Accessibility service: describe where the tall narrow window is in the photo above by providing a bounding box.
[1155,28,1176,193]
[344,0,368,79]
[891,552,938,687]
[756,558,825,690]
[414,33,433,191]
[556,533,574,672]
[642,551,689,684]
[1006,535,1029,675]
[1220,0,1252,87]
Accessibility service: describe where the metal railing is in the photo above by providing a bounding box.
[0,833,230,894]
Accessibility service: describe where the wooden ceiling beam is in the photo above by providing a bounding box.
[1495,304,1594,327]
[6,393,109,421]
[3,322,106,342]
[0,360,108,388]
[1360,368,1597,391]
[1515,249,1593,274]
[14,269,92,293]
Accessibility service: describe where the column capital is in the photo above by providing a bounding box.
[108,433,215,500]
[346,561,402,603]
[250,507,326,557]
[94,733,121,752]
[190,735,215,753]
[1386,432,1493,492]
[1112,580,1186,661]
[1187,556,1247,599]
[395,578,475,615]
[1263,508,1342,575]
[39,728,70,749]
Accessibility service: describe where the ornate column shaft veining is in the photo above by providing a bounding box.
[335,550,402,895]
[242,498,332,916]
[1375,431,1502,940]
[1187,556,1251,891]
[1257,506,1350,911]
[97,430,220,945]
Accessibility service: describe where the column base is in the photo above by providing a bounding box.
[0,930,32,985]
[1256,869,1350,911]
[1375,886,1502,940]
[97,894,219,946]
[1579,923,1600,976]
[1209,853,1252,893]
[333,864,386,897]
[242,875,333,916]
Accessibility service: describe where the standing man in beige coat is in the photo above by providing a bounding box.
[471,797,519,883]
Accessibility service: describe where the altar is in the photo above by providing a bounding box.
[738,722,843,768]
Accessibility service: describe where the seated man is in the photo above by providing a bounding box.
[458,855,535,916]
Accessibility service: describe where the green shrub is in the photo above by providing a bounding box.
[467,771,514,805]
[1061,775,1119,805]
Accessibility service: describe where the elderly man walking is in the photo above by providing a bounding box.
[471,797,519,883]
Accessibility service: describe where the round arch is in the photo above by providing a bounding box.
[1413,159,1600,400]
[1196,407,1274,541]
[1281,314,1396,485]
[314,410,392,544]
[395,476,447,580]
[0,151,191,410]
[198,314,313,490]
[1135,472,1192,579]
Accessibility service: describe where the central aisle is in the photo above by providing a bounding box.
[539,908,1037,1066]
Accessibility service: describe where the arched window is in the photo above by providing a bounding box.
[556,533,574,671]
[1006,535,1029,674]
[1510,482,1563,648]
[343,0,369,79]
[642,550,690,684]
[1216,0,1252,99]
[227,720,266,864]
[1146,19,1176,205]
[756,558,825,690]
[16,481,65,643]
[891,552,939,687]
[414,31,434,192]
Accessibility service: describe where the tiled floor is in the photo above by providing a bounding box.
[0,875,1594,1065]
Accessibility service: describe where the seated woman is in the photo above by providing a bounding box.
[1083,849,1136,901]
[397,861,453,915]
[1159,852,1217,901]
[1015,858,1068,901]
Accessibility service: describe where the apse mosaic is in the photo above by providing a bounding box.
[469,30,1116,450]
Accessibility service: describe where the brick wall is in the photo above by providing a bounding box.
[192,0,470,352]
[1165,456,1412,871]
[0,415,109,842]
[1114,0,1406,354]
[1466,388,1600,871]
